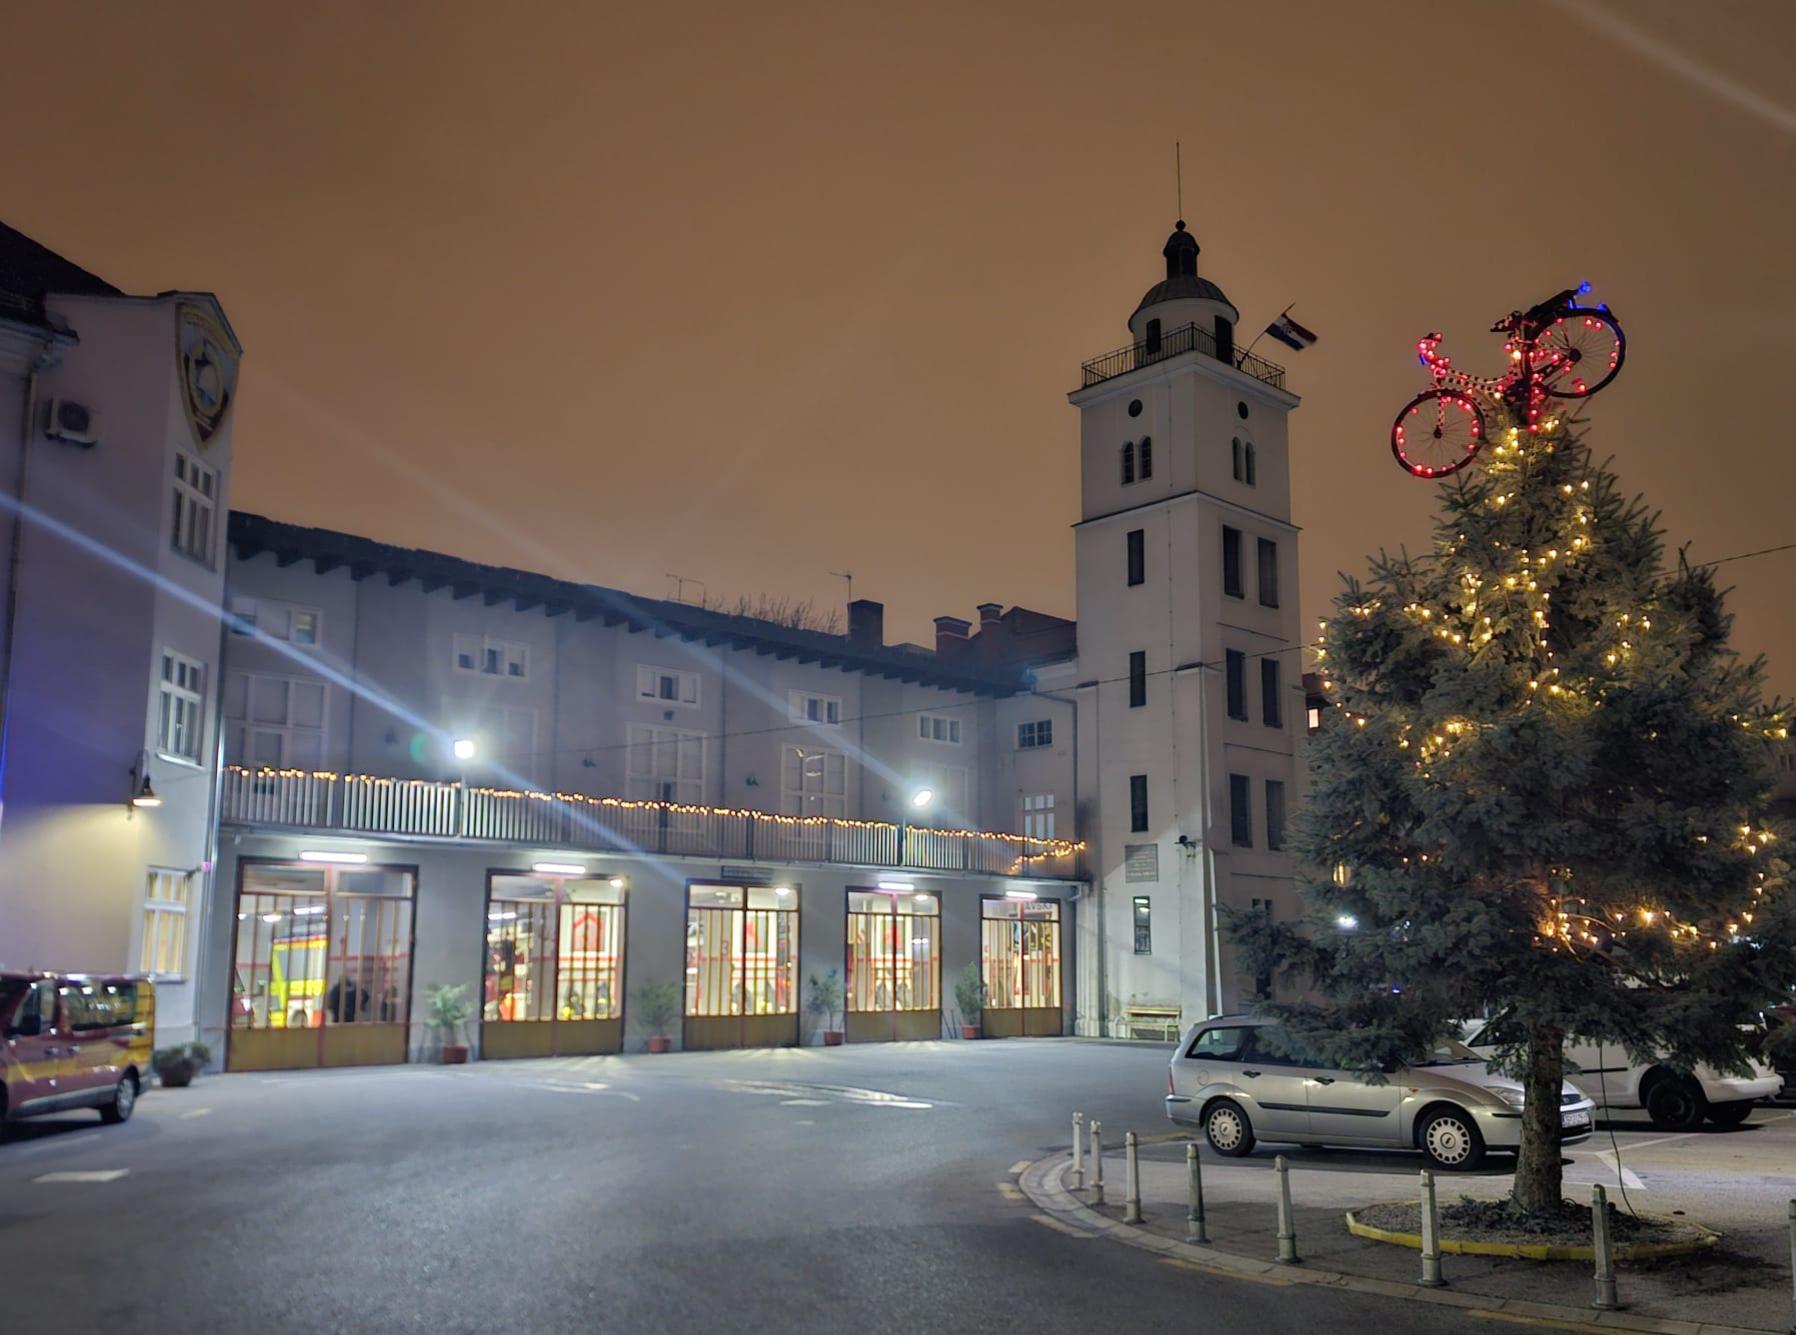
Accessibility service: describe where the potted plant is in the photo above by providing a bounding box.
[634,980,681,1053]
[427,983,472,1063]
[152,1041,212,1088]
[806,969,846,1046]
[955,962,985,1040]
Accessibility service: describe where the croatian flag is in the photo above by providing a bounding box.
[1264,312,1319,351]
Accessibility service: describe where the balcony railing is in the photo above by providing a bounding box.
[219,767,1084,880]
[1080,321,1286,391]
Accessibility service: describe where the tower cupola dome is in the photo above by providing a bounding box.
[1127,220,1240,352]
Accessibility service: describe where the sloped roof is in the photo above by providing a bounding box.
[0,222,120,300]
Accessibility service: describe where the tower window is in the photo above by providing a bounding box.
[1138,436,1153,479]
[1229,773,1253,847]
[1215,316,1235,366]
[1258,538,1280,608]
[1231,437,1243,481]
[1128,650,1146,708]
[1129,774,1149,833]
[1121,441,1135,485]
[1145,319,1162,355]
[1262,658,1282,728]
[1222,526,1243,599]
[1127,399,1143,418]
[1245,441,1257,486]
[1126,529,1145,586]
[1225,650,1247,721]
[1132,897,1153,955]
[1237,401,1249,419]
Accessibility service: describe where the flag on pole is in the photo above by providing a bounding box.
[1264,312,1319,351]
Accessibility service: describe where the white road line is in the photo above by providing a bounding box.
[178,1108,213,1120]
[780,1098,829,1107]
[996,1182,1025,1201]
[35,1170,129,1183]
[1009,1160,1031,1175]
[1582,1151,1646,1191]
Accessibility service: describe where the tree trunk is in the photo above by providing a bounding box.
[1513,1023,1566,1214]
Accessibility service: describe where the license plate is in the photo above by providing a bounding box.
[1562,1110,1590,1129]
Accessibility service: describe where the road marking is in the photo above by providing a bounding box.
[996,1181,1025,1201]
[780,1098,828,1107]
[794,1120,815,1127]
[1580,1149,1646,1191]
[1030,1213,1093,1238]
[1009,1160,1031,1175]
[178,1108,213,1120]
[35,1170,129,1183]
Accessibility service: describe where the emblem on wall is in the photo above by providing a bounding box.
[177,302,238,447]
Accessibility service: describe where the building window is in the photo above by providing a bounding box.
[223,671,327,768]
[1258,537,1280,608]
[1138,436,1153,479]
[455,634,528,680]
[140,869,191,978]
[1229,773,1253,847]
[1016,719,1053,750]
[848,889,940,1016]
[1245,441,1257,485]
[1129,774,1149,833]
[918,713,962,744]
[1120,441,1135,485]
[1307,706,1322,732]
[1126,529,1145,586]
[789,691,841,725]
[637,665,700,706]
[1132,896,1152,954]
[156,650,206,762]
[1266,779,1287,851]
[1231,436,1243,481]
[1145,318,1162,355]
[782,745,846,817]
[1222,526,1243,599]
[1261,659,1282,728]
[686,884,798,1020]
[626,725,704,804]
[1128,650,1146,708]
[171,453,217,567]
[1225,649,1247,721]
[228,598,322,646]
[1021,792,1055,838]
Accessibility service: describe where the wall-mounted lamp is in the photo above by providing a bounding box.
[128,755,161,813]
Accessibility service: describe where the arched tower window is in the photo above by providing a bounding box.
[1120,441,1135,485]
[1145,318,1162,356]
[1215,316,1235,366]
[1244,441,1257,485]
[1138,436,1153,480]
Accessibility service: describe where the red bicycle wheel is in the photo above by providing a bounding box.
[1391,389,1484,478]
[1533,308,1624,398]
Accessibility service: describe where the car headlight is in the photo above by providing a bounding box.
[1495,1088,1527,1110]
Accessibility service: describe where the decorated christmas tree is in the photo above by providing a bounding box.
[1246,306,1793,1212]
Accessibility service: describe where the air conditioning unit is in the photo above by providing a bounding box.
[43,397,98,446]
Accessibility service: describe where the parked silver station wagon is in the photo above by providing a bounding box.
[1166,1017,1596,1170]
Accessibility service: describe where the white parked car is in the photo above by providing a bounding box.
[1461,1022,1784,1131]
[1166,1016,1595,1171]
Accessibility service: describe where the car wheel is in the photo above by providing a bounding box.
[1204,1100,1256,1157]
[1420,1107,1486,1171]
[100,1074,137,1125]
[1643,1074,1705,1131]
[1705,1100,1754,1128]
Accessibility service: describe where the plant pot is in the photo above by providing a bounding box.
[158,1065,195,1088]
[646,1035,671,1054]
[822,1030,844,1046]
[961,1025,982,1040]
[440,1044,469,1065]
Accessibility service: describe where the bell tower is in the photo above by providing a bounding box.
[1067,221,1304,1034]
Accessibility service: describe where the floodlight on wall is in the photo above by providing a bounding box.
[608,876,627,890]
[877,881,915,893]
[452,737,478,762]
[1004,889,1039,901]
[299,850,370,865]
[909,788,934,809]
[128,754,161,812]
[533,862,587,876]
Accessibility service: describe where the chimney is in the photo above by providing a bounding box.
[975,603,1005,662]
[847,598,885,648]
[933,615,972,658]
[976,602,1003,629]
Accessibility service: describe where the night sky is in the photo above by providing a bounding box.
[5,1,1792,694]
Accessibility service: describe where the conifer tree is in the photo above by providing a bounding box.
[1246,408,1793,1212]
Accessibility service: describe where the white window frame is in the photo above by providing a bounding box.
[787,690,842,726]
[228,597,323,648]
[625,724,705,804]
[139,868,192,979]
[223,670,327,769]
[1021,792,1056,839]
[781,745,846,818]
[454,633,529,680]
[917,713,962,745]
[637,664,700,707]
[171,452,217,568]
[1016,719,1052,750]
[156,650,206,764]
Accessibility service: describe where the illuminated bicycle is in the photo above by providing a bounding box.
[1391,285,1625,478]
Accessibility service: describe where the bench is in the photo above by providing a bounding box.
[1121,1005,1182,1042]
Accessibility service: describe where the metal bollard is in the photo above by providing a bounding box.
[1274,1154,1300,1264]
[1185,1141,1209,1245]
[1591,1183,1619,1310]
[1125,1131,1144,1223]
[1071,1112,1084,1189]
[1419,1169,1445,1288]
[1090,1119,1104,1205]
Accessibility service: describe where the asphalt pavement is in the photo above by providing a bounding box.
[1,1038,1523,1335]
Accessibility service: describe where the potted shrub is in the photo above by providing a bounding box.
[955,962,985,1040]
[806,969,846,1046]
[428,983,472,1064]
[152,1041,212,1088]
[634,980,681,1053]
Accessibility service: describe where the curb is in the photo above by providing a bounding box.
[1015,1152,1781,1335]
[1345,1205,1723,1262]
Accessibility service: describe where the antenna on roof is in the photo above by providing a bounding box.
[1175,140,1183,221]
[665,573,706,605]
[829,569,854,606]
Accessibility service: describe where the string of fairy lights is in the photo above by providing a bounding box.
[1316,416,1791,960]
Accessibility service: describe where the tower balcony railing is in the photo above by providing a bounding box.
[1080,321,1286,391]
[219,766,1085,881]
